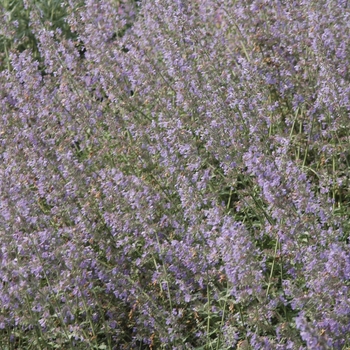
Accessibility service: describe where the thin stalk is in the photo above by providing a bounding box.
[332,154,336,211]
[77,289,99,348]
[155,231,173,311]
[28,229,75,349]
[4,43,11,71]
[266,237,279,297]
[289,107,300,140]
[24,295,44,350]
[226,187,233,210]
[216,293,228,350]
[206,281,211,349]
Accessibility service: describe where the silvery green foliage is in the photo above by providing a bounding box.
[0,0,349,348]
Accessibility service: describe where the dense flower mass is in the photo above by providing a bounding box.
[0,0,350,348]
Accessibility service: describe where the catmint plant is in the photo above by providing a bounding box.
[0,0,349,349]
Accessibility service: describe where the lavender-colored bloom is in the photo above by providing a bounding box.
[0,0,350,348]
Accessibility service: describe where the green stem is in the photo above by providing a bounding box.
[266,237,279,297]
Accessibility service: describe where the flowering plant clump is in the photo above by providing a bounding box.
[0,0,350,349]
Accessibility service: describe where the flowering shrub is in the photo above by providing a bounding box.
[0,0,350,349]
